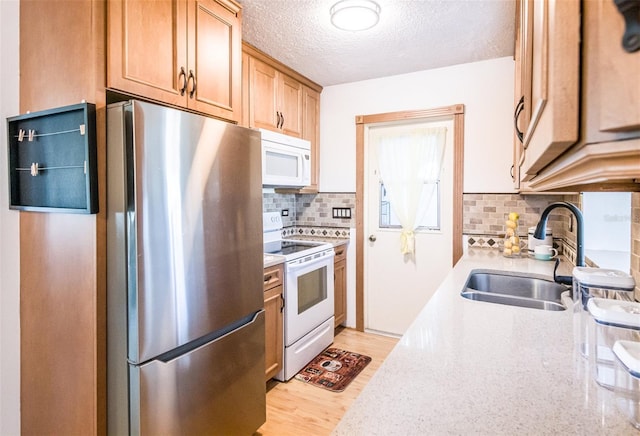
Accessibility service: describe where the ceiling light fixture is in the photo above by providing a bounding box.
[330,0,381,32]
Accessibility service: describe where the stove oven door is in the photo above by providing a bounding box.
[284,250,335,346]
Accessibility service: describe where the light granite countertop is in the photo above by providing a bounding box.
[334,248,636,435]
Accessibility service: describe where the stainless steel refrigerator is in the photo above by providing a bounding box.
[106,100,265,435]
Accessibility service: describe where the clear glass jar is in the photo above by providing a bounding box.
[502,213,521,257]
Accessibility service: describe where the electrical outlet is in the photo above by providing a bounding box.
[281,209,289,217]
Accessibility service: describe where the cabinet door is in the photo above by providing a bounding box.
[264,285,283,381]
[333,247,347,328]
[301,85,320,192]
[108,0,187,106]
[519,0,580,181]
[241,51,251,127]
[248,57,279,130]
[595,0,640,133]
[187,0,241,122]
[279,73,303,138]
[512,0,533,190]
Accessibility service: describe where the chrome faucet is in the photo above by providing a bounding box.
[534,201,584,285]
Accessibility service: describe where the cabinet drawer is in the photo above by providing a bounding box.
[263,264,283,291]
[333,245,347,262]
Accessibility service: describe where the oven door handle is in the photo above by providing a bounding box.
[286,252,334,272]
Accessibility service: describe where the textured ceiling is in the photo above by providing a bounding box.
[239,0,516,87]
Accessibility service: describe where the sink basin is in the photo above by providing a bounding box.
[460,269,569,311]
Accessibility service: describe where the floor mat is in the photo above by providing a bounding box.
[294,348,372,392]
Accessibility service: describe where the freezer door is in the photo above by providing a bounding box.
[129,311,266,435]
[122,100,263,363]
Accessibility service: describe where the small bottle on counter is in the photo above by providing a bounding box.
[503,212,521,257]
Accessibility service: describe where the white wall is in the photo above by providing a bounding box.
[582,192,632,272]
[583,192,632,252]
[319,56,515,193]
[0,1,21,433]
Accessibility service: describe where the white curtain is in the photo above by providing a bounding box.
[372,125,447,255]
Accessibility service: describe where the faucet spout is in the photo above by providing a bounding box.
[534,201,585,268]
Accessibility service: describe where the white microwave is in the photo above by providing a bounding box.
[260,128,311,188]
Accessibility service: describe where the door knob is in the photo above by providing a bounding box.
[369,235,376,242]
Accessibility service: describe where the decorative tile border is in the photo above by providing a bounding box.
[282,226,350,239]
[465,234,503,249]
[464,233,598,268]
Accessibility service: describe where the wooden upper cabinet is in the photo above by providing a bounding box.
[108,0,187,106]
[108,0,242,122]
[302,85,320,192]
[187,0,242,119]
[247,57,303,137]
[589,0,640,136]
[248,57,279,130]
[517,0,580,182]
[243,43,323,192]
[527,0,640,192]
[279,74,303,138]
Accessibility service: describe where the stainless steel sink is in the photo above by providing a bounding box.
[460,269,569,311]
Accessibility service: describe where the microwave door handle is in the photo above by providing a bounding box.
[303,153,310,183]
[298,152,304,182]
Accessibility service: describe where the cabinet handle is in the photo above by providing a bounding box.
[276,111,282,128]
[188,70,197,99]
[264,274,272,283]
[513,96,525,143]
[614,0,640,53]
[280,112,285,128]
[280,294,285,312]
[179,67,187,96]
[335,249,344,256]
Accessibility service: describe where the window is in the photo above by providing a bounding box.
[379,182,440,230]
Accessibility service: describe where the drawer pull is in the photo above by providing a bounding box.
[264,274,272,282]
[335,249,345,256]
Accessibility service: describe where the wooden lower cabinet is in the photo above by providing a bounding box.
[334,245,347,328]
[263,263,284,381]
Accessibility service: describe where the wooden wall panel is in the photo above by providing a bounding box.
[19,0,106,434]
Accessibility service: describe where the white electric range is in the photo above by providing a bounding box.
[263,212,335,381]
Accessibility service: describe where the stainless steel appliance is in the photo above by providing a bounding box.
[260,128,311,187]
[106,100,265,435]
[263,212,334,381]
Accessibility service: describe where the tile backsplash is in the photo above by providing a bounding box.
[463,193,581,260]
[262,192,355,237]
[262,190,639,298]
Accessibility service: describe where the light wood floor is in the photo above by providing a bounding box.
[255,327,399,436]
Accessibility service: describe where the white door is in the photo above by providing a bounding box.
[364,118,454,336]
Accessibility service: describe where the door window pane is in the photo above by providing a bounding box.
[379,182,440,230]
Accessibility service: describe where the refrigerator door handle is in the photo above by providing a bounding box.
[148,310,264,365]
